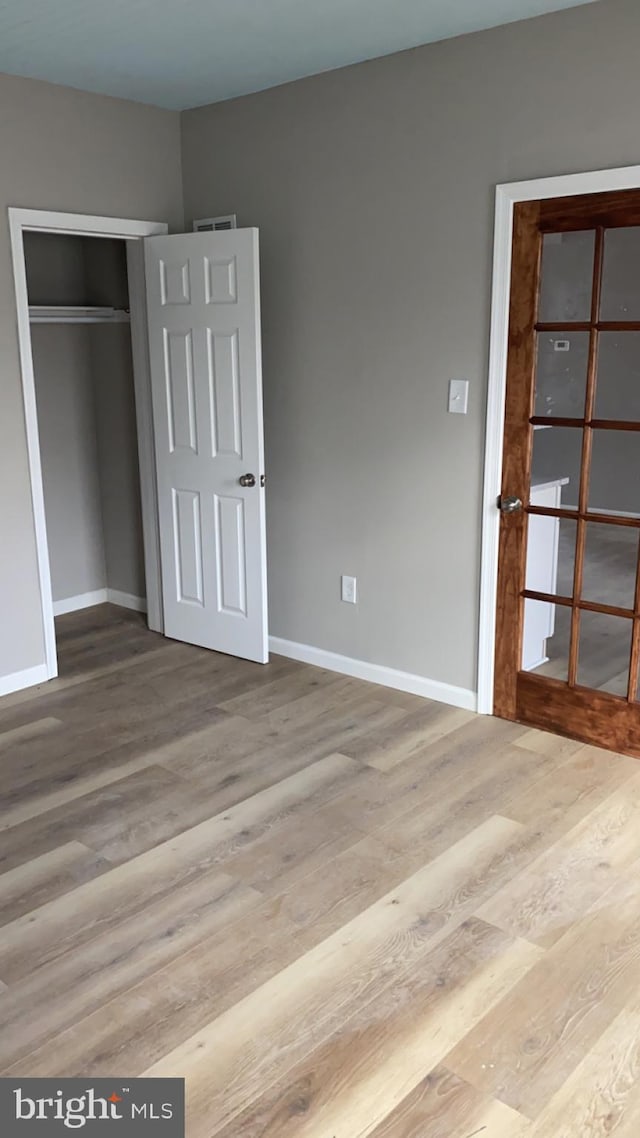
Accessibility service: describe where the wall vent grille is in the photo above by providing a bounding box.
[193,214,237,232]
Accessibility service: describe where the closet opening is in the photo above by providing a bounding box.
[16,216,165,682]
[25,233,144,672]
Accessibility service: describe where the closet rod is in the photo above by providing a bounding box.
[29,305,130,324]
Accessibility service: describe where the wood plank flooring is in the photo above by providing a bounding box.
[2,603,640,1136]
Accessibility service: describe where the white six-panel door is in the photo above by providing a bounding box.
[144,229,268,663]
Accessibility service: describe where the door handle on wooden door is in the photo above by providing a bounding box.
[499,495,523,513]
[239,473,256,487]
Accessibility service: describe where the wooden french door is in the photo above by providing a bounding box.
[495,189,640,756]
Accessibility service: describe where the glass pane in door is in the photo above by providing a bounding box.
[530,426,583,510]
[522,599,571,679]
[582,523,639,609]
[577,611,632,696]
[600,227,640,320]
[588,430,640,517]
[534,332,590,419]
[525,516,577,598]
[538,231,595,322]
[594,333,640,422]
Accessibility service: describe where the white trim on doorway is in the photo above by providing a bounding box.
[477,164,640,716]
[8,207,168,686]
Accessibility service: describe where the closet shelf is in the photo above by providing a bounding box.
[29,305,130,324]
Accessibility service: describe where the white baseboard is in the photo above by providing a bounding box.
[107,590,147,613]
[52,589,108,616]
[0,663,49,698]
[268,636,478,712]
[52,589,147,617]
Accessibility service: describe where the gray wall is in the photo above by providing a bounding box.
[84,235,146,600]
[31,325,107,602]
[0,72,182,681]
[90,324,146,598]
[182,0,640,692]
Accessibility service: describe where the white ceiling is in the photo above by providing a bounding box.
[0,0,597,111]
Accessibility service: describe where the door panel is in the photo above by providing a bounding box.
[145,229,268,663]
[495,190,640,755]
[172,488,204,606]
[214,493,248,616]
[208,330,242,457]
[165,330,197,452]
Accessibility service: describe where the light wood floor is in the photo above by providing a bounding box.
[2,605,640,1136]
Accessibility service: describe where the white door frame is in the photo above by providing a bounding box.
[8,207,168,681]
[477,164,640,715]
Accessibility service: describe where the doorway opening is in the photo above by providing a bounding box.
[479,167,640,756]
[10,208,168,683]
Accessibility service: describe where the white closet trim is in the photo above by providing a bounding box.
[9,206,168,690]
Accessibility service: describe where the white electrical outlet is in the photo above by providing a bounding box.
[341,575,357,604]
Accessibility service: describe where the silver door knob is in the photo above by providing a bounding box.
[239,473,256,487]
[500,495,523,513]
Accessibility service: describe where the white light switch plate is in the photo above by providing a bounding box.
[341,575,357,604]
[448,379,469,415]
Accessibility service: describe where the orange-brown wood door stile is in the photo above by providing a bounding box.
[495,188,640,756]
